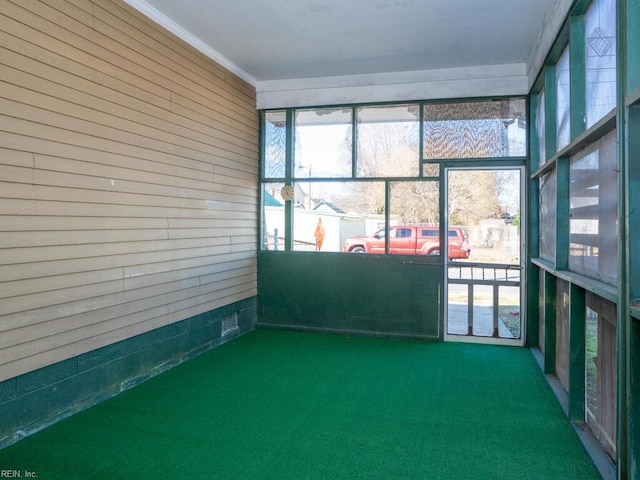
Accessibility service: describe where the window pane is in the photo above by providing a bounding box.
[423,99,526,159]
[569,130,618,284]
[536,90,546,164]
[390,181,440,225]
[357,105,419,177]
[262,182,285,250]
[264,111,286,178]
[388,181,440,255]
[585,0,617,128]
[448,169,520,264]
[294,108,352,178]
[539,171,557,263]
[556,47,571,150]
[292,181,386,252]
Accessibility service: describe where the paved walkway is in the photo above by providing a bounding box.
[447,303,515,338]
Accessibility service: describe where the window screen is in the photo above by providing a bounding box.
[423,99,526,159]
[569,130,618,284]
[295,108,352,178]
[357,105,419,177]
[292,181,385,252]
[264,111,286,178]
[585,0,617,128]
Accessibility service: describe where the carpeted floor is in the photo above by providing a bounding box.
[0,329,600,479]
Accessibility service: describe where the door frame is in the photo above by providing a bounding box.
[442,165,527,346]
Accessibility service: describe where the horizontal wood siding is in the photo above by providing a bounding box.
[0,0,258,381]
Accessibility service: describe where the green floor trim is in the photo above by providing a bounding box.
[0,330,600,479]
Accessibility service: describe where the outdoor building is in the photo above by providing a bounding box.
[0,0,639,478]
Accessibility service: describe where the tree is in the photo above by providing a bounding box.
[447,170,500,225]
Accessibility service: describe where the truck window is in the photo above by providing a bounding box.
[420,229,438,237]
[396,228,413,238]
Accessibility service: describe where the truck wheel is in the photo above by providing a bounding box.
[429,249,440,256]
[350,247,366,253]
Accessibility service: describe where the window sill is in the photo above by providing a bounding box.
[531,258,617,303]
[627,87,640,108]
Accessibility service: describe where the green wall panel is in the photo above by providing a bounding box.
[258,252,442,339]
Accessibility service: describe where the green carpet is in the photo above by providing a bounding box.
[0,329,600,479]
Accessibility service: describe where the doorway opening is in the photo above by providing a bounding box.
[445,168,524,345]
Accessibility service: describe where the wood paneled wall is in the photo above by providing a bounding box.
[0,0,258,382]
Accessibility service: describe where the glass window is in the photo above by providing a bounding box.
[294,108,352,178]
[390,181,439,226]
[388,181,440,255]
[585,0,617,128]
[264,111,286,179]
[260,98,528,253]
[423,99,526,159]
[539,171,557,263]
[556,46,571,150]
[536,90,546,164]
[357,105,419,177]
[262,182,285,250]
[569,129,618,284]
[294,181,385,253]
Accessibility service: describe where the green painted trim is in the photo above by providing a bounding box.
[351,107,357,178]
[527,94,541,348]
[544,270,557,375]
[439,158,526,169]
[439,167,446,261]
[260,95,528,115]
[627,107,640,302]
[530,156,557,180]
[568,283,586,421]
[617,0,630,475]
[531,258,618,303]
[384,180,391,253]
[419,103,425,177]
[628,88,640,107]
[527,178,541,346]
[258,111,266,250]
[569,15,587,140]
[555,158,570,271]
[571,0,593,15]
[284,109,294,251]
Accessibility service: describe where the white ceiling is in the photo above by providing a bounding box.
[125,0,572,107]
